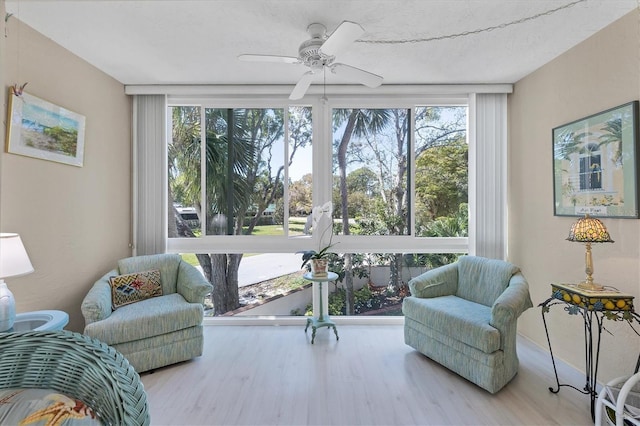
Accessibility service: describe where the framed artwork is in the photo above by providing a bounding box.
[552,101,639,218]
[5,89,86,167]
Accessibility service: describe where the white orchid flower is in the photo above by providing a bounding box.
[298,201,336,273]
[312,201,332,227]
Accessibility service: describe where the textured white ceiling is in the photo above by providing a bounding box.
[5,0,638,87]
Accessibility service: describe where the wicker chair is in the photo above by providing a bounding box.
[0,330,150,426]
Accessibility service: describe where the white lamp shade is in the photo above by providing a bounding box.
[0,233,34,279]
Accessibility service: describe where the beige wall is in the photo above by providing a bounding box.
[0,15,132,331]
[510,9,640,382]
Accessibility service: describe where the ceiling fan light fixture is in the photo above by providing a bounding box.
[239,20,383,100]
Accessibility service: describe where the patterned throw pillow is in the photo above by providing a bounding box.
[110,269,162,309]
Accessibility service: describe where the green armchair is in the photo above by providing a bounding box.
[402,255,533,393]
[81,254,213,373]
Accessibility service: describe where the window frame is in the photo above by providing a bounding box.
[166,94,471,256]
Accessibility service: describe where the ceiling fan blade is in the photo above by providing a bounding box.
[330,63,383,88]
[238,54,299,64]
[289,71,315,100]
[319,21,364,57]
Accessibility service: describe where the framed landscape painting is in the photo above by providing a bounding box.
[6,89,86,167]
[552,101,639,218]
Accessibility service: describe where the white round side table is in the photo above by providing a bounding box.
[303,272,339,344]
[8,310,69,332]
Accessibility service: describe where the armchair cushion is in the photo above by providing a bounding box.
[402,295,501,353]
[456,256,519,307]
[110,269,162,309]
[84,293,203,346]
[408,262,458,298]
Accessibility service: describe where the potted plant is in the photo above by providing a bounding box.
[299,245,333,278]
[298,202,335,278]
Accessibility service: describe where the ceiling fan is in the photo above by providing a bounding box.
[238,21,383,100]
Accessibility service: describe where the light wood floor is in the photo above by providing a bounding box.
[141,324,594,426]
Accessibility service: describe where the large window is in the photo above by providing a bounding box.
[165,96,469,316]
[132,90,509,317]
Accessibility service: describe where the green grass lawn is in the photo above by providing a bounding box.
[242,225,284,236]
[180,219,308,265]
[243,223,306,236]
[180,252,259,265]
[181,253,199,266]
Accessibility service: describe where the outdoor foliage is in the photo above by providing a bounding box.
[303,285,403,317]
[169,104,468,315]
[42,126,78,156]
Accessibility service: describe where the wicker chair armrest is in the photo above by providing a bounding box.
[0,330,150,426]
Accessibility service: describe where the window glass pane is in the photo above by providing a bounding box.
[414,106,469,238]
[199,251,464,317]
[287,106,313,236]
[203,108,286,236]
[332,108,410,237]
[169,106,201,238]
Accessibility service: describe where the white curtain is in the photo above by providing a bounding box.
[132,95,167,256]
[469,93,508,260]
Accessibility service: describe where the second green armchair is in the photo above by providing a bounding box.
[402,255,533,394]
[81,254,213,373]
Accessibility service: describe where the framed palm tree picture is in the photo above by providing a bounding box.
[552,101,639,218]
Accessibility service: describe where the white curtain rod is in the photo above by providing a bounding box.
[124,84,513,96]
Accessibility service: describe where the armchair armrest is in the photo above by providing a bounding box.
[408,262,458,298]
[81,269,117,325]
[177,261,213,304]
[490,272,533,331]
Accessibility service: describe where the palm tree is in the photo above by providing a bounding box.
[169,107,257,314]
[598,117,623,166]
[554,128,590,161]
[204,109,258,314]
[170,106,312,315]
[416,203,468,269]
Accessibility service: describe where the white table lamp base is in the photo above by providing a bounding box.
[0,281,16,332]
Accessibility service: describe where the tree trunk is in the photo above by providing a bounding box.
[208,253,242,315]
[168,197,216,307]
[344,253,354,315]
[338,111,358,315]
[389,253,404,292]
[391,110,408,293]
[226,253,242,311]
[197,254,212,282]
[168,192,178,238]
[210,254,228,314]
